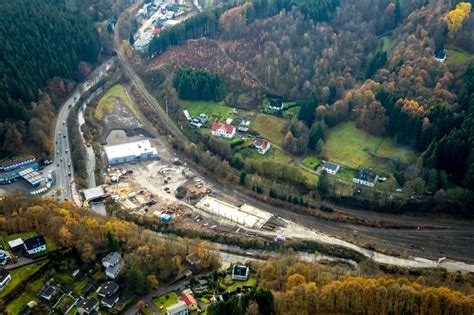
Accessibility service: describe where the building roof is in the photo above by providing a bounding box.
[353,169,377,182]
[211,123,235,134]
[97,281,119,297]
[179,293,197,306]
[322,160,340,172]
[78,296,99,313]
[8,238,24,248]
[233,265,249,276]
[106,263,122,277]
[166,300,188,313]
[23,235,46,251]
[0,268,10,283]
[0,155,36,169]
[103,252,121,266]
[104,140,158,161]
[102,293,119,306]
[83,186,105,201]
[39,284,56,298]
[253,139,269,150]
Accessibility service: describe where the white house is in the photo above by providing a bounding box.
[253,139,271,155]
[211,123,236,139]
[232,265,249,281]
[166,300,189,315]
[321,161,340,175]
[267,99,284,110]
[0,269,11,291]
[352,169,378,187]
[102,252,123,279]
[23,235,47,256]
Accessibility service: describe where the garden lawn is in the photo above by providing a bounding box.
[5,292,40,314]
[153,291,179,311]
[446,48,473,65]
[181,100,253,125]
[380,35,391,52]
[143,306,154,315]
[0,260,49,298]
[224,275,257,292]
[251,114,288,145]
[325,122,416,175]
[95,84,138,120]
[246,146,292,163]
[302,156,321,169]
[282,105,300,119]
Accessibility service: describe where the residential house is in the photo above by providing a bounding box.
[38,284,56,301]
[179,293,198,312]
[238,119,251,132]
[352,169,378,187]
[166,300,189,315]
[96,281,119,297]
[19,301,37,315]
[253,139,271,155]
[102,293,119,308]
[211,123,236,139]
[77,296,99,315]
[8,238,24,252]
[23,235,47,255]
[434,48,447,62]
[102,252,123,279]
[232,265,249,281]
[267,99,284,110]
[0,268,11,291]
[321,161,340,175]
[0,249,12,266]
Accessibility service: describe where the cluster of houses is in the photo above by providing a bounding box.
[319,160,380,188]
[134,1,185,51]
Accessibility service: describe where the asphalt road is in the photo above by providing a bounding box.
[52,60,114,202]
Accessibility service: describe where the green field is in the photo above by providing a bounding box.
[251,114,288,145]
[96,84,138,120]
[5,292,40,314]
[446,48,473,65]
[153,291,179,312]
[0,260,49,298]
[380,36,391,52]
[223,275,257,292]
[181,100,254,125]
[301,156,321,169]
[282,105,300,119]
[325,122,416,175]
[246,146,292,163]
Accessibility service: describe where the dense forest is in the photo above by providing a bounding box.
[173,68,223,101]
[0,0,100,158]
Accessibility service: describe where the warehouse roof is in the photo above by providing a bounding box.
[104,140,158,161]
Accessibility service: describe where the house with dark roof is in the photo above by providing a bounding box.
[102,293,119,308]
[211,123,236,139]
[38,284,56,301]
[321,160,340,175]
[267,99,284,110]
[232,265,249,281]
[253,139,271,155]
[19,301,37,315]
[77,296,99,315]
[23,235,47,256]
[434,48,447,62]
[96,281,119,297]
[352,169,378,187]
[0,268,11,291]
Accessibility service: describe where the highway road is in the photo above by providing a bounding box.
[52,60,114,202]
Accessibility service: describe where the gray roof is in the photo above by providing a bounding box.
[233,265,248,276]
[102,252,121,266]
[322,161,340,172]
[97,281,119,296]
[78,296,99,312]
[353,169,377,182]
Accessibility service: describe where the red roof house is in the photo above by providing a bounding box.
[179,293,197,310]
[253,139,271,154]
[211,123,236,139]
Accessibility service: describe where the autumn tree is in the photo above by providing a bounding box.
[444,2,472,37]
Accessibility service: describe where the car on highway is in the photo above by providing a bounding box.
[63,135,66,138]
[65,149,68,153]
[68,172,71,177]
[62,121,65,125]
[68,164,71,168]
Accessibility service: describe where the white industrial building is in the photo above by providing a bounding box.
[104,140,159,165]
[196,196,273,229]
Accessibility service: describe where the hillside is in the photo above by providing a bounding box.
[0,0,100,158]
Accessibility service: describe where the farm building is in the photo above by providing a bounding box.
[321,161,340,175]
[104,140,159,165]
[352,169,378,187]
[253,139,271,155]
[211,123,236,139]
